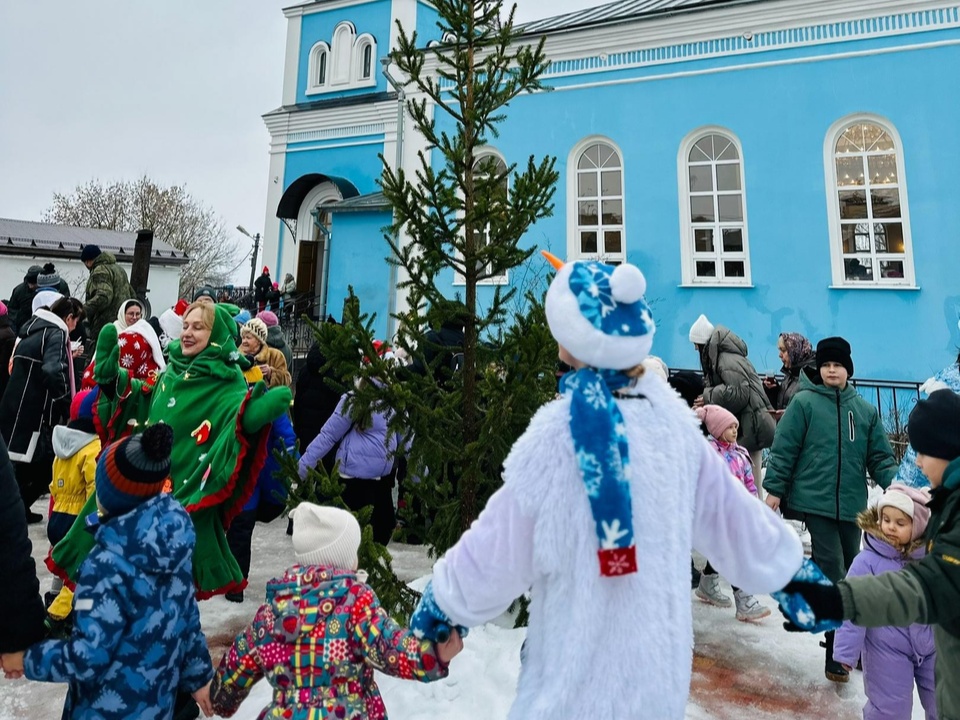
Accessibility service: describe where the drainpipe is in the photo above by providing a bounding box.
[381,58,405,340]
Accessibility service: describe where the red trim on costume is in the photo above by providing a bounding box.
[45,555,76,592]
[195,576,248,601]
[598,546,638,576]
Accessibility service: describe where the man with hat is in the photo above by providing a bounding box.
[36,263,71,297]
[764,335,899,683]
[81,244,136,342]
[7,265,43,331]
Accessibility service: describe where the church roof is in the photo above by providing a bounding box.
[519,0,767,35]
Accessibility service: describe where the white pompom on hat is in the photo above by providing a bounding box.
[544,255,655,370]
[290,503,361,570]
[689,314,715,345]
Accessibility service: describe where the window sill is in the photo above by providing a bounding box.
[829,284,920,291]
[305,85,328,96]
[678,282,754,288]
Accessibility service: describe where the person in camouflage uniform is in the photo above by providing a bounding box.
[80,245,135,342]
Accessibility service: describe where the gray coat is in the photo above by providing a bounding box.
[699,326,775,453]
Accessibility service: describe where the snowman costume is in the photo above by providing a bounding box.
[411,256,804,719]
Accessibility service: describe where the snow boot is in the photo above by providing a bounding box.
[695,573,732,608]
[225,590,244,603]
[691,560,701,589]
[823,631,849,683]
[734,589,771,622]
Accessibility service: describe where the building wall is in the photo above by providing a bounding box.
[424,19,960,382]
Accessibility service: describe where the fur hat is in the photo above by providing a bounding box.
[694,404,738,440]
[241,318,268,346]
[688,314,715,345]
[908,389,960,461]
[80,245,101,262]
[877,483,932,541]
[545,258,655,370]
[816,336,854,377]
[258,310,279,327]
[290,503,361,570]
[96,424,173,517]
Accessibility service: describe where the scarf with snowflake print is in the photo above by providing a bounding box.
[559,367,637,576]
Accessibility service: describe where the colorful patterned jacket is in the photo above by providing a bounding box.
[708,438,758,497]
[210,565,448,719]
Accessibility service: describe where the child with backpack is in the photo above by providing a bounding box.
[210,502,461,718]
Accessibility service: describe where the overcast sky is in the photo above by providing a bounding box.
[0,1,603,279]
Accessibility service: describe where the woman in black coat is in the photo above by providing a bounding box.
[292,341,342,453]
[0,297,84,522]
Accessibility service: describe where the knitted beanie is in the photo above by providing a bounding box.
[36,270,61,289]
[70,388,97,422]
[242,318,268,346]
[689,314,715,345]
[80,245,102,262]
[258,310,279,328]
[291,503,361,570]
[96,424,173,517]
[816,336,854,377]
[193,286,216,302]
[694,404,738,439]
[877,483,932,541]
[908,388,960,461]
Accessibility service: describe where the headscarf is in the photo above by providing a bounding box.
[114,299,145,331]
[779,332,813,371]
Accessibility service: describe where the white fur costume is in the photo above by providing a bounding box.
[432,373,803,719]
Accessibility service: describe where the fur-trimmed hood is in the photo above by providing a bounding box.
[856,507,926,560]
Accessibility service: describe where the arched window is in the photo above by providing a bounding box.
[307,41,330,93]
[331,22,355,85]
[472,152,509,283]
[354,34,377,84]
[678,129,750,284]
[825,116,915,286]
[571,139,624,263]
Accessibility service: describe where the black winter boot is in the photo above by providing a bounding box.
[690,559,701,589]
[823,631,849,683]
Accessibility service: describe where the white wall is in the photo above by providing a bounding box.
[0,255,183,318]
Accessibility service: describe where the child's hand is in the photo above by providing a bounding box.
[436,629,464,664]
[1,652,25,679]
[192,680,213,717]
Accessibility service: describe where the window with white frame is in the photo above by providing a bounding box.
[827,118,914,285]
[355,36,376,82]
[680,131,750,283]
[471,153,509,283]
[574,142,624,263]
[307,42,329,92]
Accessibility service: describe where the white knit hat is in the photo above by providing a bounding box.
[291,503,361,570]
[242,318,268,347]
[689,314,715,345]
[544,258,655,370]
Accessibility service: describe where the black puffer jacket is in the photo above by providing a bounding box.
[0,434,46,652]
[699,325,775,453]
[292,342,342,452]
[0,310,72,462]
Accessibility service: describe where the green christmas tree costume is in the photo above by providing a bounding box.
[50,305,292,597]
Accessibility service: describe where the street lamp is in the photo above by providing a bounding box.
[237,225,261,291]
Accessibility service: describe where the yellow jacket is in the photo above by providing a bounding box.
[49,426,100,516]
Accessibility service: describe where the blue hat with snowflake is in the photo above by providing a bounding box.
[545,253,656,577]
[544,255,655,370]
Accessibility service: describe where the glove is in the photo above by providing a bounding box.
[93,323,120,391]
[771,557,844,634]
[241,383,292,434]
[410,580,468,643]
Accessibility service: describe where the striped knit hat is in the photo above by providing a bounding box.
[96,424,174,517]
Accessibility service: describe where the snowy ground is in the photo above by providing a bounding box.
[0,496,929,720]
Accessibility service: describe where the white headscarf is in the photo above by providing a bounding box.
[114,299,145,331]
[32,291,63,314]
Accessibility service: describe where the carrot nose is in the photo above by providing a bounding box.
[541,250,565,269]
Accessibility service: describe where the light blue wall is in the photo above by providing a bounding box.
[327,210,393,339]
[296,0,392,104]
[415,1,442,45]
[424,30,960,382]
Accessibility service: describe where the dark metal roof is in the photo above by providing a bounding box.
[0,218,189,265]
[264,91,396,118]
[326,192,390,213]
[277,174,361,219]
[519,0,768,35]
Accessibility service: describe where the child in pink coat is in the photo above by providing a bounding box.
[694,404,770,622]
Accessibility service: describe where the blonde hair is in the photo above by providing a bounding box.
[183,301,215,331]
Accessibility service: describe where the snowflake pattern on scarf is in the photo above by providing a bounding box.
[568,262,653,339]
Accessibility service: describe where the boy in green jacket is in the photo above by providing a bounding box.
[764,336,898,682]
[780,389,960,720]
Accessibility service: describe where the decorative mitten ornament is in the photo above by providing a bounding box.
[240,382,292,434]
[410,580,468,643]
[771,557,843,633]
[93,323,120,395]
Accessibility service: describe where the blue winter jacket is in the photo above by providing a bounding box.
[299,393,399,480]
[24,493,213,720]
[243,412,298,512]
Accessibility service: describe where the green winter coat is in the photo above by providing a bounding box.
[839,458,960,720]
[83,251,135,339]
[763,369,898,521]
[699,326,775,453]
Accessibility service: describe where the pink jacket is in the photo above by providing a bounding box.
[709,438,758,497]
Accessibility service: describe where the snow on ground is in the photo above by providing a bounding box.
[1,496,930,719]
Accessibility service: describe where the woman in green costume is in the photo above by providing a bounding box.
[50,301,292,597]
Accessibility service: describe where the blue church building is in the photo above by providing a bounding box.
[260,0,960,382]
